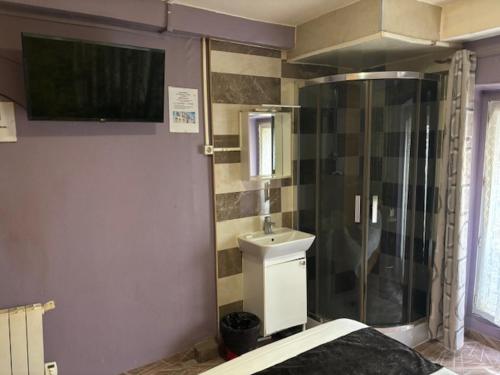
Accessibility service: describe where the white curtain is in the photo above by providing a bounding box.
[473,101,500,326]
[429,50,477,351]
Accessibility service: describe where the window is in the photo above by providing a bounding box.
[258,121,274,176]
[474,100,500,326]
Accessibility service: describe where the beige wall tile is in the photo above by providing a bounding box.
[281,78,295,106]
[214,163,267,194]
[216,213,282,250]
[281,78,305,106]
[217,273,243,306]
[211,51,281,78]
[212,103,254,135]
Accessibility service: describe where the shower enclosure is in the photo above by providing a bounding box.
[299,72,439,327]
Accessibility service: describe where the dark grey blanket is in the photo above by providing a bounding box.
[256,327,442,375]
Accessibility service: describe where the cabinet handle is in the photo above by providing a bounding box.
[299,260,306,266]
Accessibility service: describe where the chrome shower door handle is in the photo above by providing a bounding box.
[372,195,378,223]
[355,195,361,223]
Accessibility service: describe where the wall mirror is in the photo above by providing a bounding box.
[240,111,292,180]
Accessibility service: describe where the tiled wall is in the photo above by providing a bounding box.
[209,39,336,319]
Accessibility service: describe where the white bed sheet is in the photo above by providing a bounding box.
[201,318,456,375]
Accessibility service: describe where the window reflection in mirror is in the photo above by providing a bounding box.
[253,114,274,176]
[240,111,292,180]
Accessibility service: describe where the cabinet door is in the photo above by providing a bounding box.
[264,258,307,335]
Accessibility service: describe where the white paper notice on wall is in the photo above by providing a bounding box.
[168,86,199,133]
[0,101,17,142]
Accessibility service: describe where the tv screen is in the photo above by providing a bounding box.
[22,34,165,122]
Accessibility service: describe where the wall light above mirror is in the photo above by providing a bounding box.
[240,110,292,181]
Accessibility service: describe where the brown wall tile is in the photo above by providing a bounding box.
[214,151,240,164]
[215,192,241,221]
[214,135,240,148]
[281,61,337,79]
[218,248,242,278]
[215,188,282,221]
[270,187,281,213]
[281,177,293,187]
[211,73,281,105]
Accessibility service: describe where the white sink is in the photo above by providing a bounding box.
[238,227,315,260]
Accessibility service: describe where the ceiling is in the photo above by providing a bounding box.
[170,0,455,26]
[170,0,359,26]
[291,33,456,69]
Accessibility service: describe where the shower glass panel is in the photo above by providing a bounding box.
[411,79,439,322]
[366,79,418,326]
[317,81,366,322]
[299,72,439,327]
[299,84,320,318]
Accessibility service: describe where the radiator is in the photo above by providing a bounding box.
[0,301,55,375]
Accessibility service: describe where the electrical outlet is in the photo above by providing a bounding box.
[45,362,58,375]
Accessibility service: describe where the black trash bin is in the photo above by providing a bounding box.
[220,312,260,360]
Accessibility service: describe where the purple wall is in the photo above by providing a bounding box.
[0,0,167,29]
[466,35,500,85]
[0,0,295,50]
[0,11,216,375]
[168,4,295,50]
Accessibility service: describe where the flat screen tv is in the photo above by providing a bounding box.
[22,34,165,122]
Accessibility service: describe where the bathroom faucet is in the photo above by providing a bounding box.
[263,216,275,234]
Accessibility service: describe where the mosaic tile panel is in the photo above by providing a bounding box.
[210,40,328,322]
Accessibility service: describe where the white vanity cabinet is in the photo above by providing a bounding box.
[243,253,307,336]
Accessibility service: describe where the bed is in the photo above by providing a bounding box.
[201,319,456,375]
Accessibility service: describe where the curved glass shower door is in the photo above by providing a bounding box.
[366,79,418,326]
[299,72,439,327]
[316,80,367,322]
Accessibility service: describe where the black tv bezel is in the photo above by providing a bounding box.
[22,33,166,123]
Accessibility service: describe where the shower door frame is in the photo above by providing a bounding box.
[304,71,439,326]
